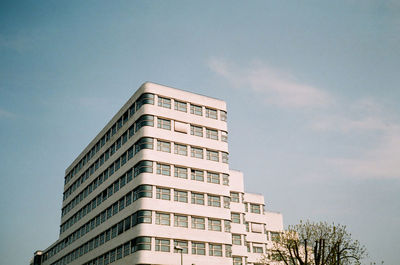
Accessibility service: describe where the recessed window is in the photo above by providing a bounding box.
[221,131,228,142]
[206,128,218,140]
[250,204,261,214]
[209,244,223,256]
[206,150,219,162]
[174,100,187,112]
[156,187,170,200]
[205,108,218,119]
[174,240,188,254]
[224,220,231,233]
[156,163,171,176]
[191,217,205,230]
[174,215,188,228]
[190,125,203,137]
[232,234,241,245]
[222,152,229,163]
[191,193,204,205]
[208,195,220,207]
[157,140,171,153]
[208,219,222,231]
[191,169,204,181]
[222,174,229,186]
[174,190,188,203]
[225,245,232,257]
[155,238,170,252]
[191,147,203,159]
[231,213,240,224]
[230,192,240,203]
[157,118,171,130]
[223,196,230,209]
[233,257,242,265]
[192,242,205,255]
[207,172,220,184]
[220,110,227,121]
[155,212,170,226]
[158,96,171,109]
[174,167,188,179]
[190,104,202,116]
[253,244,263,253]
[174,143,187,156]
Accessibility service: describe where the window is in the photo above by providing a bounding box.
[134,161,153,177]
[174,100,187,112]
[133,237,151,251]
[221,152,229,163]
[157,118,171,130]
[174,167,188,179]
[221,131,228,142]
[155,238,170,252]
[156,187,170,200]
[191,217,205,230]
[250,204,261,214]
[209,244,223,256]
[206,128,218,140]
[191,146,203,159]
[191,169,204,181]
[136,93,154,110]
[174,215,188,227]
[244,202,248,212]
[208,195,220,207]
[156,163,171,176]
[191,193,204,205]
[224,220,231,232]
[190,104,202,116]
[174,143,187,156]
[222,174,229,186]
[225,245,232,257]
[174,240,188,254]
[232,234,241,245]
[206,150,219,162]
[158,97,171,109]
[223,196,230,209]
[192,242,205,255]
[230,192,240,203]
[174,190,188,203]
[220,110,227,121]
[253,244,263,253]
[157,140,171,153]
[134,185,152,199]
[245,222,249,232]
[190,125,203,137]
[135,115,154,132]
[231,213,241,224]
[155,212,170,226]
[270,232,280,242]
[137,210,152,224]
[207,172,220,184]
[208,219,222,231]
[205,108,218,119]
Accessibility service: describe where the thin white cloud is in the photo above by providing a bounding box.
[312,98,400,179]
[329,125,400,179]
[208,58,332,108]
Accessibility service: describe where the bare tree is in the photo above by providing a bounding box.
[262,220,367,265]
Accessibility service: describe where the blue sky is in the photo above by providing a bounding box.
[1,1,399,264]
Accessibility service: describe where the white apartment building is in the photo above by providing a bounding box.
[32,82,283,265]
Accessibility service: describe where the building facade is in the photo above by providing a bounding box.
[32,82,283,265]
